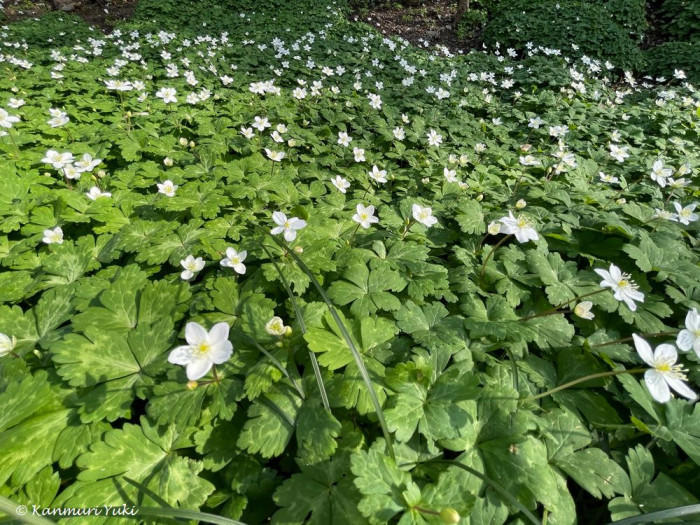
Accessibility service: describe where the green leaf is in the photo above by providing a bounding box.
[237,385,302,458]
[555,448,631,499]
[296,400,342,466]
[327,263,406,317]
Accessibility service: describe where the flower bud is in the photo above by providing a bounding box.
[186,380,198,390]
[487,221,501,235]
[189,141,195,148]
[179,137,188,146]
[616,198,626,205]
[287,139,296,147]
[163,157,173,167]
[515,199,527,209]
[293,245,303,254]
[97,169,106,178]
[440,508,460,524]
[476,194,484,202]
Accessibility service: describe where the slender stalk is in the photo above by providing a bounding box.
[479,234,511,283]
[245,334,305,400]
[590,331,677,348]
[261,243,330,411]
[413,506,440,516]
[400,219,413,240]
[264,230,395,460]
[411,459,540,525]
[518,288,607,322]
[522,368,645,402]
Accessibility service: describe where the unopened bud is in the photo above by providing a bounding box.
[476,194,484,202]
[163,157,173,167]
[440,508,460,524]
[293,245,303,254]
[515,199,527,209]
[186,380,198,390]
[179,137,188,146]
[189,141,195,148]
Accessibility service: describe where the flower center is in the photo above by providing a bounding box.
[617,279,629,288]
[517,218,528,228]
[193,342,211,357]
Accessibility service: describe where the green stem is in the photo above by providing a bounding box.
[413,506,440,516]
[522,368,645,402]
[518,289,607,322]
[245,334,305,400]
[400,219,413,240]
[479,233,511,283]
[261,244,329,411]
[590,331,677,349]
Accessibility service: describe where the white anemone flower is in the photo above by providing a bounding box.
[180,255,205,280]
[498,211,538,243]
[220,248,247,274]
[271,212,306,241]
[42,226,64,245]
[85,186,111,200]
[594,263,644,311]
[331,175,350,193]
[0,333,17,357]
[168,322,233,381]
[633,334,697,403]
[157,180,177,197]
[672,202,698,225]
[677,308,700,358]
[412,204,438,227]
[0,108,20,128]
[265,316,289,336]
[265,148,286,162]
[352,203,379,229]
[369,165,387,184]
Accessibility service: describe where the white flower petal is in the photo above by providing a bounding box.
[186,358,213,381]
[665,375,698,401]
[208,322,230,344]
[168,345,192,365]
[644,369,671,403]
[185,322,208,346]
[633,334,655,367]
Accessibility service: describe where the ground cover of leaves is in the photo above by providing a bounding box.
[0,0,699,523]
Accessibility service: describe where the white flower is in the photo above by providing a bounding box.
[368,93,382,109]
[599,172,619,185]
[353,147,365,162]
[252,115,270,131]
[180,255,205,280]
[42,226,64,245]
[369,165,387,184]
[337,131,352,147]
[62,164,82,180]
[487,221,501,235]
[573,301,595,320]
[0,108,20,128]
[85,186,111,200]
[519,155,541,166]
[475,143,486,153]
[528,116,543,129]
[155,87,177,103]
[594,263,644,311]
[331,175,350,193]
[678,308,700,357]
[412,204,438,227]
[47,108,69,127]
[499,211,538,243]
[352,203,379,229]
[74,153,101,172]
[265,148,286,162]
[672,202,698,225]
[393,127,405,140]
[8,98,25,109]
[443,167,457,183]
[157,180,177,197]
[515,199,527,210]
[633,334,696,403]
[271,211,306,242]
[220,247,247,274]
[654,208,675,221]
[609,144,629,163]
[240,126,255,139]
[163,157,174,167]
[426,129,442,147]
[265,316,290,336]
[650,159,672,187]
[0,333,16,357]
[42,150,74,169]
[168,322,233,381]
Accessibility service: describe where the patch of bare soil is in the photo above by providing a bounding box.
[351,0,479,54]
[2,0,138,31]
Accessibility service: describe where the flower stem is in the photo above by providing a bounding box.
[479,234,511,283]
[413,506,439,517]
[590,331,677,348]
[522,368,645,402]
[400,219,413,240]
[518,288,607,322]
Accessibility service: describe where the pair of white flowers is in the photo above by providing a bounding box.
[179,249,247,281]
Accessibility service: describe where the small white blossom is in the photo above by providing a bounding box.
[499,211,538,243]
[180,255,205,280]
[168,322,233,381]
[412,204,438,227]
[353,203,379,229]
[331,175,350,193]
[573,301,595,320]
[633,334,696,403]
[594,264,644,311]
[157,180,177,197]
[42,226,64,245]
[220,248,247,274]
[271,211,306,242]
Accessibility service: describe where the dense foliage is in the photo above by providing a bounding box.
[0,0,699,523]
